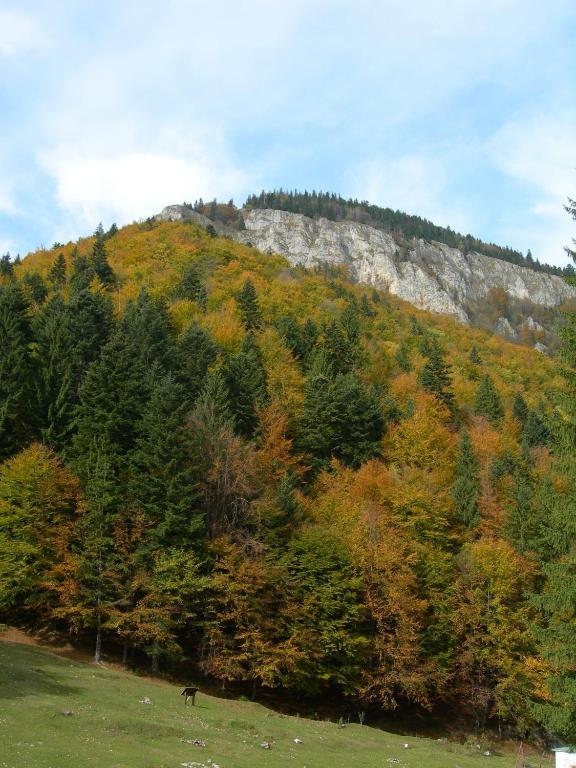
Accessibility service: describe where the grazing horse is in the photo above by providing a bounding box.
[181,686,199,705]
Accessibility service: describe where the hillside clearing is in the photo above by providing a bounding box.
[0,638,541,768]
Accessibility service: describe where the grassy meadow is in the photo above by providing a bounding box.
[0,637,547,768]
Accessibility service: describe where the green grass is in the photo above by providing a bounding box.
[0,641,534,768]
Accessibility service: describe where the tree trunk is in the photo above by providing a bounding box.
[151,640,160,674]
[94,596,102,664]
[122,638,129,667]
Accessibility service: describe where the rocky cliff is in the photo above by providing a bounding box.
[157,205,576,347]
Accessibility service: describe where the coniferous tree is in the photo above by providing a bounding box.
[469,345,481,365]
[0,284,37,459]
[48,253,67,287]
[532,203,576,737]
[129,373,200,549]
[73,327,150,480]
[223,334,268,437]
[395,340,412,372]
[523,408,550,448]
[173,323,218,405]
[67,289,114,371]
[512,392,529,424]
[22,272,48,304]
[236,277,262,330]
[120,290,175,370]
[419,339,455,413]
[34,297,79,450]
[452,429,480,528]
[475,374,504,426]
[174,264,202,301]
[321,318,359,375]
[90,228,115,287]
[70,247,93,292]
[0,253,14,280]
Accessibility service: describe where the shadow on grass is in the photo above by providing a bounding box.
[0,642,80,701]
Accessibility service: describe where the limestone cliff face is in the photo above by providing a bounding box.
[156,204,576,346]
[235,209,576,326]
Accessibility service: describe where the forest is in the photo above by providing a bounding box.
[1,203,576,744]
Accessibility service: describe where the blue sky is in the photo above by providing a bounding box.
[1,0,575,266]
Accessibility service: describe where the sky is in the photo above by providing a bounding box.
[0,0,575,266]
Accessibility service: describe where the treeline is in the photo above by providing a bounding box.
[0,217,576,743]
[244,190,575,278]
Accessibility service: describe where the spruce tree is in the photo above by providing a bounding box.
[173,323,218,405]
[395,340,412,372]
[22,272,48,304]
[48,253,67,287]
[67,289,114,371]
[90,229,115,287]
[512,392,528,424]
[223,334,268,437]
[70,248,93,292]
[120,290,175,370]
[469,345,481,365]
[73,327,150,480]
[452,429,480,528]
[129,373,200,549]
[419,339,455,413]
[0,284,37,459]
[0,253,14,280]
[236,278,262,330]
[531,201,576,737]
[475,374,504,426]
[174,264,202,301]
[34,297,79,450]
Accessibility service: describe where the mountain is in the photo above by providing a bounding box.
[157,204,576,350]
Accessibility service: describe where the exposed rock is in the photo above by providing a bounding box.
[534,342,548,354]
[524,316,544,333]
[496,317,517,339]
[232,209,576,332]
[155,205,224,233]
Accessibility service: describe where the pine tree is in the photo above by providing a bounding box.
[236,278,262,330]
[0,284,37,459]
[523,408,550,448]
[475,373,504,425]
[48,253,67,287]
[419,339,455,413]
[452,429,480,528]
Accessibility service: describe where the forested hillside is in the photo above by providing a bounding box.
[1,213,576,742]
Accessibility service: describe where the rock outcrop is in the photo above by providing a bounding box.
[156,204,576,344]
[234,209,576,326]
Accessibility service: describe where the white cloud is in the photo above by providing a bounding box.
[349,154,472,233]
[40,138,251,236]
[0,8,40,56]
[488,113,576,266]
